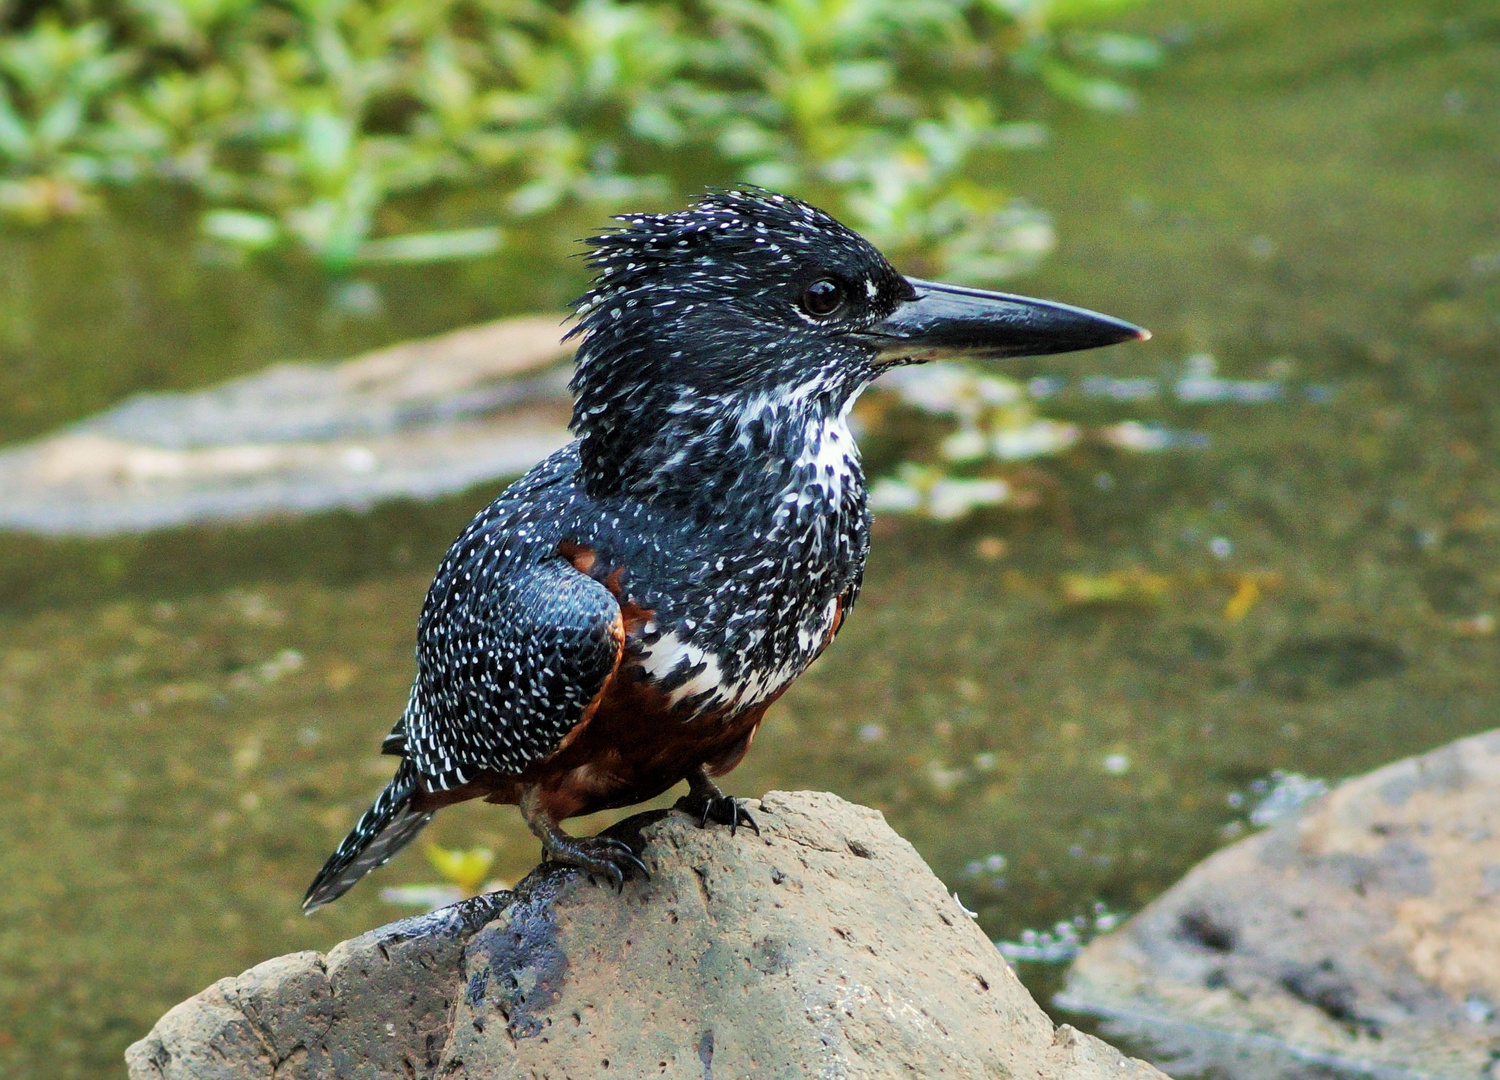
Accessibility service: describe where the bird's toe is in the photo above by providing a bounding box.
[677,792,757,836]
[545,834,650,889]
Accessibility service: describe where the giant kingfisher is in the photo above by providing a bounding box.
[304,188,1145,911]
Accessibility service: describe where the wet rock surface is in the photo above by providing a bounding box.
[1060,729,1500,1080]
[0,316,574,536]
[127,790,1165,1080]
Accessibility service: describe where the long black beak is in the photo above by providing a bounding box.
[856,278,1148,363]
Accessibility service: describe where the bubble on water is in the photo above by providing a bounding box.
[857,723,885,743]
[1027,375,1065,399]
[1080,376,1159,401]
[329,279,383,318]
[1103,753,1131,775]
[1250,771,1328,826]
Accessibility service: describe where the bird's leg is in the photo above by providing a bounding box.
[675,766,759,836]
[519,786,648,892]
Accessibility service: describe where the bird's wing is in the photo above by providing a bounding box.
[398,556,624,789]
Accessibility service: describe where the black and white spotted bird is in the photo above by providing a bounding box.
[303,189,1145,911]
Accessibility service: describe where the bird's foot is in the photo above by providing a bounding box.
[676,790,759,836]
[543,834,649,893]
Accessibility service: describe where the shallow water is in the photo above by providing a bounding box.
[2,0,1500,1075]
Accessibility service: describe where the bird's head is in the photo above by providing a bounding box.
[568,189,1144,497]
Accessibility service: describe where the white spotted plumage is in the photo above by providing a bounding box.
[306,189,903,910]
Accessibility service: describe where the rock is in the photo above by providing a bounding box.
[0,315,576,536]
[1060,729,1500,1080]
[128,790,1165,1080]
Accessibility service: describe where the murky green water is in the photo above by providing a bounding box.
[2,0,1499,1075]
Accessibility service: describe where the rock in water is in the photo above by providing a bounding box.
[1060,729,1500,1080]
[0,316,575,536]
[127,791,1164,1079]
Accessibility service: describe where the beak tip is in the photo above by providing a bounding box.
[873,278,1150,361]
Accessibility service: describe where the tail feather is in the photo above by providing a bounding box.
[303,759,432,913]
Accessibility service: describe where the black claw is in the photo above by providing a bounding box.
[543,834,649,890]
[736,805,760,836]
[677,792,757,836]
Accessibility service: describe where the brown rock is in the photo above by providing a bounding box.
[1060,729,1500,1080]
[128,790,1165,1080]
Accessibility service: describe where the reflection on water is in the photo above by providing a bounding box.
[2,0,1500,1075]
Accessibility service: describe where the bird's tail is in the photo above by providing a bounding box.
[303,758,432,913]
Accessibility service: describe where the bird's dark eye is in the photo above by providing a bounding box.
[801,279,845,317]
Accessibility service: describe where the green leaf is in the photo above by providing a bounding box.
[1040,59,1137,111]
[0,87,34,163]
[201,208,281,249]
[353,226,503,264]
[35,96,84,154]
[1069,31,1163,69]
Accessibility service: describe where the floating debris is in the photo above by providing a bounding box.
[1059,569,1171,608]
[1174,353,1284,404]
[992,419,1081,461]
[1080,375,1160,401]
[256,650,304,684]
[1453,613,1497,637]
[996,902,1124,964]
[1027,375,1066,399]
[964,853,1010,877]
[1222,571,1282,622]
[961,852,1009,891]
[1248,771,1329,827]
[1095,421,1209,453]
[869,464,1018,521]
[927,761,968,794]
[974,537,1009,561]
[882,363,1080,465]
[1223,576,1258,621]
[881,363,1025,418]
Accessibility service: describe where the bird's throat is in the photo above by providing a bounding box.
[576,380,869,521]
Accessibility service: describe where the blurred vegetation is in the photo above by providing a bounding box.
[0,0,1159,273]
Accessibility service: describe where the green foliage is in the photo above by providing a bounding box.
[0,0,1157,270]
